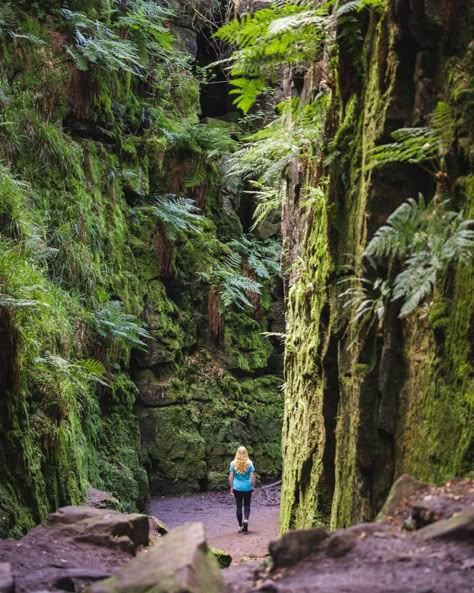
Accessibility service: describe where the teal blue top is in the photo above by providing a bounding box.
[229,460,255,492]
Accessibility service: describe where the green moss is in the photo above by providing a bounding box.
[0,0,284,537]
[223,313,273,372]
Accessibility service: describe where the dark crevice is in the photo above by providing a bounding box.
[318,333,341,521]
[196,23,234,119]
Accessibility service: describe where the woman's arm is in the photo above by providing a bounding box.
[250,471,256,490]
[229,471,234,496]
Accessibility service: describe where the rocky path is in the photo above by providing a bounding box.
[147,487,280,564]
[0,477,472,593]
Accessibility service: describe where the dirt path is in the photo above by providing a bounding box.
[147,488,280,564]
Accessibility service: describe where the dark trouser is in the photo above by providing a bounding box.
[234,489,252,526]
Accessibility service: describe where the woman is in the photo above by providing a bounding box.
[229,446,256,533]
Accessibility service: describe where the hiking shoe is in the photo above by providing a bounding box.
[238,525,243,533]
[242,520,248,533]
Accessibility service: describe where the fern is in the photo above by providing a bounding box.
[164,120,237,156]
[9,32,47,46]
[371,102,457,168]
[362,196,474,317]
[228,235,281,280]
[77,358,106,377]
[340,276,391,329]
[229,78,267,114]
[148,194,204,240]
[250,182,284,230]
[95,300,151,348]
[214,2,328,112]
[59,9,144,75]
[35,353,108,388]
[214,0,382,112]
[336,0,385,18]
[218,271,262,310]
[0,295,41,308]
[364,195,429,259]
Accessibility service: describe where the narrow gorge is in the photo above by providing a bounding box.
[0,0,473,591]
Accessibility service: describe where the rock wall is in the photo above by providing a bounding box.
[0,0,283,537]
[281,0,474,531]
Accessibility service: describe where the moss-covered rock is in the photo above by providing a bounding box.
[280,1,474,533]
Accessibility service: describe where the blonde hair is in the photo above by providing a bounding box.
[233,446,250,474]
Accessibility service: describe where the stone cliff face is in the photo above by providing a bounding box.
[281,0,474,531]
[0,0,283,537]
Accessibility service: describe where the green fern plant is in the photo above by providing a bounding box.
[370,102,456,170]
[215,0,383,112]
[59,8,143,75]
[228,235,281,280]
[346,196,474,320]
[336,0,385,18]
[250,181,284,230]
[210,262,262,311]
[340,275,391,331]
[215,2,328,112]
[147,194,204,240]
[95,300,151,348]
[228,96,328,227]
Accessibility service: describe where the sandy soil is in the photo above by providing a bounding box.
[147,487,280,564]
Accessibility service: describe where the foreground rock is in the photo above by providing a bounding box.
[225,478,474,593]
[0,507,157,593]
[47,506,149,553]
[89,523,224,593]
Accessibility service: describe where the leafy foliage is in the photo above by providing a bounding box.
[228,96,328,227]
[213,263,262,310]
[59,9,143,74]
[340,275,391,331]
[228,235,281,280]
[200,235,281,312]
[215,0,383,112]
[370,102,456,168]
[215,1,329,112]
[250,181,284,230]
[95,300,151,348]
[145,194,204,240]
[350,196,474,319]
[163,120,238,158]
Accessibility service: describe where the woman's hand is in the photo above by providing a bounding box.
[230,488,234,497]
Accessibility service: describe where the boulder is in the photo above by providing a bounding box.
[377,474,430,520]
[417,507,474,541]
[47,506,149,552]
[269,527,329,568]
[325,531,357,558]
[0,563,13,593]
[88,523,224,593]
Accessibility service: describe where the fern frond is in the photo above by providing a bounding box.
[95,300,151,348]
[365,195,474,318]
[9,32,47,46]
[148,194,204,240]
[364,195,428,259]
[77,358,106,376]
[371,127,438,166]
